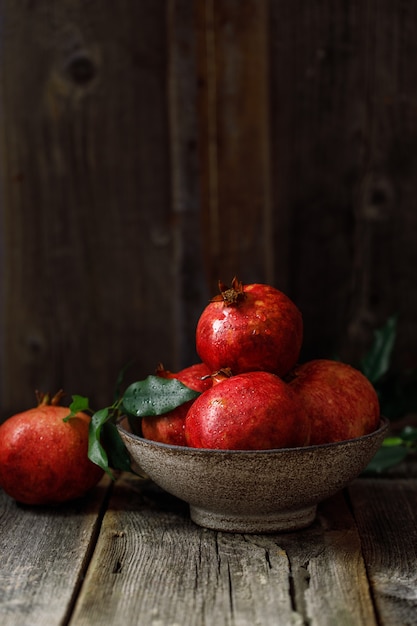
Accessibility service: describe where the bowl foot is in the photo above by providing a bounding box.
[189,505,317,533]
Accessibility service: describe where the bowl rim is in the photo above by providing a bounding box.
[116,415,389,455]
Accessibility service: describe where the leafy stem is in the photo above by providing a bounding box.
[65,395,129,478]
[359,315,417,474]
[65,375,201,479]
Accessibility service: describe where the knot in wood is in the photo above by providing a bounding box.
[66,54,96,85]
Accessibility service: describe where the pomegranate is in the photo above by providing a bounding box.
[195,278,303,377]
[288,359,380,444]
[141,363,213,445]
[184,370,310,450]
[0,391,104,505]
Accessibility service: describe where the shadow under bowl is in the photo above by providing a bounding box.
[117,417,389,533]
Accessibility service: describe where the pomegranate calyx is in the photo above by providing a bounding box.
[155,362,172,376]
[35,389,65,407]
[210,367,233,385]
[211,277,246,306]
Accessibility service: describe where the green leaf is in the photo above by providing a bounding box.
[70,394,90,412]
[102,422,132,472]
[88,408,114,478]
[360,316,397,384]
[122,375,201,417]
[382,437,404,447]
[63,395,91,422]
[363,445,409,475]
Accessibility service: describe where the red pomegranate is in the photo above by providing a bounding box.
[141,362,212,445]
[288,359,380,444]
[184,370,311,450]
[0,391,104,505]
[195,278,303,377]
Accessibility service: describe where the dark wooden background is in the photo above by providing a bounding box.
[1,0,416,418]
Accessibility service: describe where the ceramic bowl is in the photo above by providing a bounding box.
[117,417,389,533]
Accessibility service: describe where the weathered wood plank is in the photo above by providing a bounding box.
[269,0,417,365]
[0,0,173,415]
[69,474,299,626]
[166,0,209,368]
[195,0,274,289]
[269,0,358,359]
[3,472,414,626]
[70,474,377,626]
[271,491,377,626]
[349,479,417,626]
[0,478,111,626]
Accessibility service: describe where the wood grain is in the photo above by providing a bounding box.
[1,472,416,626]
[0,1,174,414]
[0,478,111,626]
[269,0,417,364]
[195,0,274,289]
[71,475,297,625]
[70,475,377,626]
[166,0,209,368]
[272,492,377,626]
[349,478,417,626]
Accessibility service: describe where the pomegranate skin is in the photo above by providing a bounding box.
[196,282,303,377]
[288,359,380,444]
[184,371,310,450]
[0,406,104,505]
[141,362,212,445]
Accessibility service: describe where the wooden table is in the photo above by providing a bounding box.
[1,468,416,626]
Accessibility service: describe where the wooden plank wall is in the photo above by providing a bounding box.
[1,0,416,418]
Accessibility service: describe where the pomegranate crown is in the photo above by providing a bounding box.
[211,277,246,306]
[35,389,65,407]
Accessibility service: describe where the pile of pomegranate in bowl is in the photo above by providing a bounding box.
[117,278,388,533]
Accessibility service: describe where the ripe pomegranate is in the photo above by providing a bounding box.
[288,359,380,444]
[141,362,213,445]
[195,278,303,377]
[184,370,310,450]
[0,391,104,505]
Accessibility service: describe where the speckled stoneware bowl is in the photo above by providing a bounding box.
[117,417,388,533]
